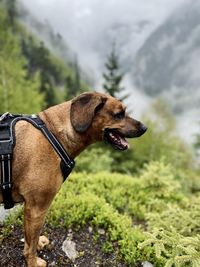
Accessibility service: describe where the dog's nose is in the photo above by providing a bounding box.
[140,124,148,133]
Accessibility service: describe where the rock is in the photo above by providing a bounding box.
[48,261,56,266]
[62,239,79,261]
[142,261,154,267]
[88,226,93,233]
[97,228,105,235]
[0,205,21,222]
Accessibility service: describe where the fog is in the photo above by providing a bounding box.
[20,0,186,75]
[19,0,199,143]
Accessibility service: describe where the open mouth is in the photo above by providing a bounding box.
[104,129,129,151]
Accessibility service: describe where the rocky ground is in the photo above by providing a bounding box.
[0,223,143,267]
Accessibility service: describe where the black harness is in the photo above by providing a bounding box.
[0,113,75,209]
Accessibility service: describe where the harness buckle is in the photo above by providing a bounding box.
[68,160,75,168]
[2,181,12,190]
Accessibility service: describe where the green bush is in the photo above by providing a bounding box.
[129,119,193,173]
[47,191,147,265]
[4,160,199,266]
[46,161,200,266]
[75,146,113,173]
[139,228,200,267]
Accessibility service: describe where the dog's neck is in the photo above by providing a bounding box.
[38,102,92,158]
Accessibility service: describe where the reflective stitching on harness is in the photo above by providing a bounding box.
[8,155,11,189]
[10,117,22,144]
[1,156,5,187]
[0,112,10,122]
[1,154,12,190]
[40,129,71,167]
[0,114,75,209]
[0,139,11,142]
[11,117,73,168]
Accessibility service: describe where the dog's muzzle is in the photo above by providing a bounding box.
[104,123,147,151]
[126,123,147,138]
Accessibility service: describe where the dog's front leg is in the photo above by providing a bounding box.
[23,203,48,267]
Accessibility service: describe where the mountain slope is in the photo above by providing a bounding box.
[132,0,200,113]
[0,0,90,112]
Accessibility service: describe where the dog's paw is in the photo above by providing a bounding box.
[37,235,50,251]
[37,257,47,267]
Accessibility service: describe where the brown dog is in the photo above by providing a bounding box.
[0,92,147,267]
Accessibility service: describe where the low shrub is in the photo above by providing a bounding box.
[3,160,199,266]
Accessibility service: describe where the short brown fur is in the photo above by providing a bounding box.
[0,92,147,267]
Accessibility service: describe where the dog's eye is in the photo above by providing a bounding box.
[113,111,125,120]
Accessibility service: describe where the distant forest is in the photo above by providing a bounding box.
[0,0,90,114]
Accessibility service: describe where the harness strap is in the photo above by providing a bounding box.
[0,114,75,209]
[0,154,13,209]
[25,117,74,169]
[9,115,75,180]
[34,117,75,178]
[0,117,14,209]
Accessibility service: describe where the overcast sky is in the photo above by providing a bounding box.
[19,0,199,141]
[20,0,187,111]
[20,0,187,74]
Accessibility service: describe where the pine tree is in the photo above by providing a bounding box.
[194,131,200,150]
[21,38,58,107]
[74,55,81,94]
[65,55,84,99]
[103,44,128,101]
[5,0,16,26]
[195,137,200,149]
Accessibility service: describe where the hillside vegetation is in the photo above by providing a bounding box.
[3,159,200,267]
[0,0,89,114]
[0,1,200,267]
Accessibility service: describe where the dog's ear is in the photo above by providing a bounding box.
[70,93,107,133]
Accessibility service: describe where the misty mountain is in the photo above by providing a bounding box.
[132,0,200,114]
[18,3,74,65]
[17,2,94,87]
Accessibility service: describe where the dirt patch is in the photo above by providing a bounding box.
[0,223,141,267]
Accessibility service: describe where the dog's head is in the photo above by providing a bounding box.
[70,92,147,150]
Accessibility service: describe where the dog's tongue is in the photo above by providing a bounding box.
[109,132,129,150]
[119,135,129,149]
